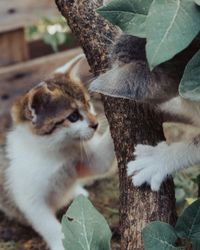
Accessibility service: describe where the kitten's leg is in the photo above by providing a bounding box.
[86,128,116,174]
[14,197,64,250]
[127,141,200,191]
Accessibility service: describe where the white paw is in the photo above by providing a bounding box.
[73,185,89,198]
[127,142,170,191]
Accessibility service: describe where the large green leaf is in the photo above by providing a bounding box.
[62,195,112,250]
[192,240,200,250]
[195,0,200,6]
[142,221,184,250]
[175,199,200,241]
[97,0,152,38]
[179,49,200,101]
[146,0,200,69]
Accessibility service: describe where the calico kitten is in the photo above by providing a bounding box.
[91,4,200,191]
[1,54,115,250]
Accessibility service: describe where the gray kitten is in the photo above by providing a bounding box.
[91,19,200,191]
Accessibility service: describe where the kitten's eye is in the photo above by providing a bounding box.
[67,111,80,123]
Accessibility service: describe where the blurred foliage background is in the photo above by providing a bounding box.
[26,17,75,52]
[175,165,199,214]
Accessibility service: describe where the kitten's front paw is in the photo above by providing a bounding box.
[127,143,169,191]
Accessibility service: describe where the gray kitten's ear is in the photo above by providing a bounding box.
[90,63,138,100]
[92,34,183,102]
[89,63,161,101]
[55,54,93,87]
[90,61,179,102]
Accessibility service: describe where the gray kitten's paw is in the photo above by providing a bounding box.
[127,143,170,191]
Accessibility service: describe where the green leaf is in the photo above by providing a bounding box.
[195,0,200,6]
[43,32,58,52]
[179,49,200,101]
[146,0,200,69]
[62,195,112,250]
[142,221,184,250]
[56,32,67,45]
[175,188,186,204]
[192,239,200,250]
[175,199,200,241]
[97,0,152,38]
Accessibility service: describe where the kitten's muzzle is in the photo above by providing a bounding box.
[89,123,99,130]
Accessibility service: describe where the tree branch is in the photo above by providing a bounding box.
[55,0,177,249]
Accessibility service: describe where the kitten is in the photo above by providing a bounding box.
[127,98,200,191]
[91,30,200,191]
[1,54,115,250]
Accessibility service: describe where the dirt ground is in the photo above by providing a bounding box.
[0,174,120,250]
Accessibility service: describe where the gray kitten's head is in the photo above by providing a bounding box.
[90,34,183,103]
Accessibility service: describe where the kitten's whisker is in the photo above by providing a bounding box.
[97,117,108,123]
[82,141,91,166]
[101,34,115,45]
[97,115,107,120]
[90,63,119,76]
[92,64,119,75]
[79,141,84,163]
[88,76,97,82]
[90,67,110,74]
[91,0,99,5]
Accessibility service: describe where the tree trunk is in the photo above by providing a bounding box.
[55,0,177,249]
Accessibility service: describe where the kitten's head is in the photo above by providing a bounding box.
[11,55,98,145]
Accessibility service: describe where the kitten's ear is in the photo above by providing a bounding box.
[26,84,50,124]
[55,54,93,88]
[90,61,179,102]
[90,64,137,99]
[90,62,160,101]
[90,34,181,102]
[69,56,94,87]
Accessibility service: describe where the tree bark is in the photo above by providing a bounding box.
[55,0,177,249]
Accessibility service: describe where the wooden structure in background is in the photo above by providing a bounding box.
[0,0,79,143]
[0,29,28,66]
[0,0,60,66]
[0,0,59,33]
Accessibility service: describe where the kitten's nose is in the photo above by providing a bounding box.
[90,123,99,130]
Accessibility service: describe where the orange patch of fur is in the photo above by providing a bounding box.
[75,162,93,178]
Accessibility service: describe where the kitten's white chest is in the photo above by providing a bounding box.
[5,127,77,210]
